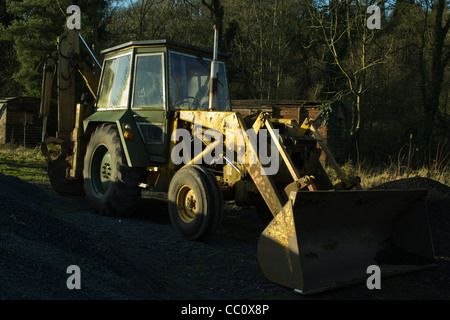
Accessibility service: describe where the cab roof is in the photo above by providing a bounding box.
[101,39,230,59]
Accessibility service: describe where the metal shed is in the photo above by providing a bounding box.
[0,97,42,146]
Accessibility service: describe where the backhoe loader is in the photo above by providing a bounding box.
[40,28,435,294]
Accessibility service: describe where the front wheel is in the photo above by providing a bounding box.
[83,124,145,217]
[168,165,223,241]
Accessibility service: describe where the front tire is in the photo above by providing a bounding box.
[168,165,223,241]
[83,124,145,217]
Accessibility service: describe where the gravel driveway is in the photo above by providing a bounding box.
[1,173,449,302]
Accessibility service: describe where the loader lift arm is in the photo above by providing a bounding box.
[177,111,319,217]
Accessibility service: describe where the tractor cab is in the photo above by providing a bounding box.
[86,40,231,166]
[96,40,231,112]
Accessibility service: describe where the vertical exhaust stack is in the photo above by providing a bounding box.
[209,26,219,111]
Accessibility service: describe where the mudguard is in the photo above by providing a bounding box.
[83,109,151,168]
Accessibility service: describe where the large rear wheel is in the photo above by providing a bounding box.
[168,165,223,241]
[83,124,145,217]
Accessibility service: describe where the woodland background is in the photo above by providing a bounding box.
[0,0,448,169]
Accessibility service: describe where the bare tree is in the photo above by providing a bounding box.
[417,0,449,154]
[201,0,224,41]
[306,0,391,141]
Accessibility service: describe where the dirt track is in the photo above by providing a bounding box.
[0,173,449,300]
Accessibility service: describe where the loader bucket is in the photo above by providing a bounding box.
[257,190,435,294]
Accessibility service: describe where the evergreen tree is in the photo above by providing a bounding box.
[1,0,110,96]
[0,0,23,97]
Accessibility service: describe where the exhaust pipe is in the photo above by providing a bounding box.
[209,25,219,111]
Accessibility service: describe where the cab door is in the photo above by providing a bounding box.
[131,53,167,163]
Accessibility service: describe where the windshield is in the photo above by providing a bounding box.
[169,52,230,111]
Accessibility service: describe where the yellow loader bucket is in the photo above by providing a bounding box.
[257,190,435,294]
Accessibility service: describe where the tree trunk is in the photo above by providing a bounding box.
[419,0,449,159]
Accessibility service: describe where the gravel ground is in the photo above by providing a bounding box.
[0,173,449,301]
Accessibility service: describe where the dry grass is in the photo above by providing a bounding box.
[0,143,45,162]
[358,165,449,189]
[1,142,449,190]
[326,159,449,189]
[0,143,47,182]
[326,137,449,189]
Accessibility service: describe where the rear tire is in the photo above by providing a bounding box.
[168,165,223,241]
[83,123,145,217]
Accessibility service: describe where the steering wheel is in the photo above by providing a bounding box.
[174,96,198,107]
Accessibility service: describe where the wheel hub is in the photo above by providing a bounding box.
[90,144,112,197]
[102,162,112,180]
[99,152,112,192]
[177,186,198,223]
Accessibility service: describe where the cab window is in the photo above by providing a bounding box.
[169,52,230,111]
[97,54,132,109]
[132,54,165,108]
